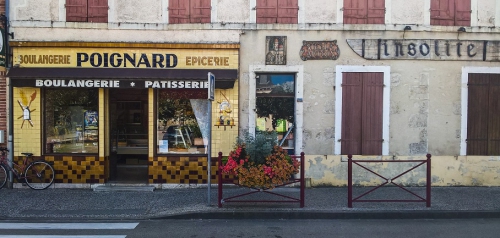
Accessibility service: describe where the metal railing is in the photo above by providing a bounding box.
[347,154,432,208]
[218,152,305,208]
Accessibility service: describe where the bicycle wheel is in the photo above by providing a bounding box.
[24,161,55,190]
[0,164,7,189]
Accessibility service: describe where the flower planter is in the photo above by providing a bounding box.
[217,151,305,208]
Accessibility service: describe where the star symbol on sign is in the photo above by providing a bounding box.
[130,82,135,87]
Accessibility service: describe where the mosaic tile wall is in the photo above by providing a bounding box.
[13,87,42,157]
[149,156,221,184]
[43,155,106,183]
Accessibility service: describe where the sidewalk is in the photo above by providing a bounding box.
[0,186,499,220]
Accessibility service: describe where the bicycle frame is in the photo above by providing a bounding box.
[1,152,32,180]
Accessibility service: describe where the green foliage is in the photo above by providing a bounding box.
[236,131,278,165]
[255,97,294,129]
[188,123,202,138]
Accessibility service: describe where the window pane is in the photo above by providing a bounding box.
[157,90,207,154]
[45,88,99,154]
[255,74,295,151]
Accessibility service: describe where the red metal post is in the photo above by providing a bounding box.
[426,153,431,207]
[218,152,223,208]
[347,154,353,208]
[300,152,305,208]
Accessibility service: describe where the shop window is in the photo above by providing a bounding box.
[256,0,298,24]
[157,90,209,154]
[466,74,500,155]
[44,88,99,154]
[341,72,383,155]
[255,74,295,151]
[66,0,108,23]
[430,0,471,26]
[169,0,211,24]
[343,0,385,24]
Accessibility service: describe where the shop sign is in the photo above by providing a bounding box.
[17,79,210,89]
[13,48,238,69]
[347,39,500,61]
[299,41,340,61]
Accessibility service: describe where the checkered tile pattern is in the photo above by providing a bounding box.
[43,155,106,183]
[149,156,220,184]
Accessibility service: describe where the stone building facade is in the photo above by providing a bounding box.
[5,0,500,187]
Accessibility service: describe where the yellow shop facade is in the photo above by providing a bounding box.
[7,42,239,187]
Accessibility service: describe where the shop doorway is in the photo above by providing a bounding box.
[108,88,149,183]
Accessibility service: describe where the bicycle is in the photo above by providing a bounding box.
[0,147,55,190]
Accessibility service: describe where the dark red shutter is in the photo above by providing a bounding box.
[66,0,88,22]
[190,0,211,23]
[257,0,278,24]
[277,0,298,24]
[344,0,367,24]
[367,0,385,24]
[361,73,383,155]
[467,74,489,155]
[169,0,190,24]
[341,73,363,154]
[88,0,108,23]
[342,72,384,155]
[431,0,461,26]
[455,0,471,26]
[488,76,500,155]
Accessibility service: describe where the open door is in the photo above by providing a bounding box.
[108,88,149,183]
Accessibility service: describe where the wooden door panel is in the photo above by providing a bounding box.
[361,73,383,155]
[367,0,385,24]
[88,0,108,23]
[169,0,190,24]
[488,75,500,155]
[344,0,368,24]
[277,0,298,24]
[467,74,490,155]
[257,0,278,23]
[430,0,455,26]
[66,0,88,22]
[190,0,211,23]
[341,73,363,155]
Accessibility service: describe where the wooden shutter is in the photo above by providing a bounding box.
[88,0,108,23]
[467,74,489,155]
[66,0,88,22]
[257,0,278,24]
[341,72,383,155]
[190,0,211,23]
[169,0,190,24]
[488,76,500,155]
[367,0,385,24]
[431,0,456,26]
[455,0,471,26]
[341,73,363,154]
[361,73,383,155]
[277,0,298,24]
[344,0,368,24]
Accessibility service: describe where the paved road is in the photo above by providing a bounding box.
[1,219,500,238]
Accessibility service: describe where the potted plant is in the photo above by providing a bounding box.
[220,131,300,189]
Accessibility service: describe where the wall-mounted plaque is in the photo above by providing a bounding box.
[266,36,287,65]
[300,41,340,61]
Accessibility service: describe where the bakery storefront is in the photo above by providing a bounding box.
[7,42,239,186]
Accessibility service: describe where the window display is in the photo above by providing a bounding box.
[157,90,208,154]
[44,88,99,154]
